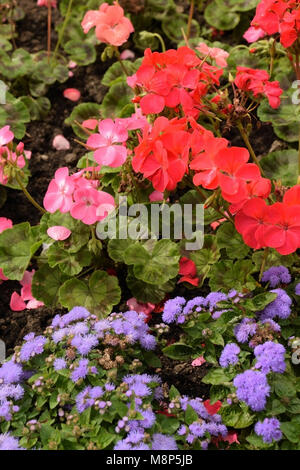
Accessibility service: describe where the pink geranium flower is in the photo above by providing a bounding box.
[243,26,266,43]
[87,118,128,168]
[43,167,75,213]
[0,217,12,234]
[70,187,115,225]
[10,269,44,311]
[196,43,229,68]
[81,1,134,47]
[0,126,14,147]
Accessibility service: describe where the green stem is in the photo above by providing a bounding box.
[259,247,269,282]
[186,0,195,41]
[15,172,46,214]
[237,120,264,176]
[52,0,74,64]
[153,33,166,53]
[113,47,130,76]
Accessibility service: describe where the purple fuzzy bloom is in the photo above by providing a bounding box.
[295,283,300,295]
[234,318,257,344]
[0,433,23,450]
[261,266,291,287]
[20,335,46,361]
[189,422,206,438]
[261,318,281,332]
[0,361,22,384]
[219,343,240,368]
[76,387,94,413]
[259,289,292,321]
[162,297,186,324]
[139,334,156,350]
[90,386,103,399]
[71,359,89,382]
[114,440,132,450]
[71,334,98,355]
[53,358,66,371]
[52,328,69,344]
[205,292,228,319]
[182,297,206,316]
[56,307,90,327]
[178,425,187,436]
[255,418,282,444]
[233,370,270,411]
[152,433,178,450]
[254,341,286,374]
[105,383,115,392]
[139,409,156,428]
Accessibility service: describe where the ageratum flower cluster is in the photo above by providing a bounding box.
[0,306,227,450]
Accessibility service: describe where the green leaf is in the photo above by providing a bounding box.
[124,239,180,285]
[65,103,101,139]
[142,351,161,368]
[252,250,297,271]
[286,398,300,414]
[281,421,300,443]
[185,405,199,425]
[47,245,92,276]
[243,292,278,312]
[101,61,137,87]
[162,14,199,42]
[63,40,96,66]
[100,82,134,119]
[217,0,259,11]
[205,0,240,30]
[40,212,90,253]
[202,368,233,385]
[127,269,175,303]
[0,48,33,79]
[96,428,116,449]
[246,433,272,449]
[220,403,255,428]
[260,149,299,186]
[108,238,136,263]
[209,259,256,292]
[274,376,297,399]
[20,96,51,121]
[162,343,194,361]
[32,264,69,306]
[0,92,30,139]
[58,270,121,317]
[257,92,300,142]
[0,222,41,280]
[156,414,180,434]
[216,222,250,259]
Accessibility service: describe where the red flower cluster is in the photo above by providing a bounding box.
[132,116,190,191]
[244,0,300,49]
[234,67,283,109]
[235,185,300,255]
[127,47,224,117]
[190,128,270,205]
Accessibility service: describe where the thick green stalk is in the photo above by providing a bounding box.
[52,0,74,63]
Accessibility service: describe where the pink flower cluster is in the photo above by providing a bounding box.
[86,114,148,168]
[43,167,115,225]
[0,126,31,185]
[81,1,134,47]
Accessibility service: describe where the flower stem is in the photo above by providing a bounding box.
[259,247,269,282]
[237,120,264,176]
[15,172,46,214]
[186,0,195,41]
[113,47,130,76]
[47,0,52,63]
[52,0,74,64]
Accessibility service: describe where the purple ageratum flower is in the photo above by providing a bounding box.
[0,433,23,450]
[54,306,90,328]
[234,318,257,344]
[254,341,286,374]
[71,334,98,355]
[0,384,24,402]
[261,266,291,287]
[295,283,300,295]
[162,297,186,324]
[259,289,292,321]
[151,433,178,450]
[261,318,281,332]
[182,297,206,316]
[0,361,22,384]
[53,358,66,371]
[219,343,240,368]
[233,370,270,412]
[71,359,89,382]
[254,418,282,444]
[139,334,156,350]
[76,387,94,413]
[19,335,46,361]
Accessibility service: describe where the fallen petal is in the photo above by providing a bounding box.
[47,225,72,241]
[52,135,70,151]
[63,88,81,102]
